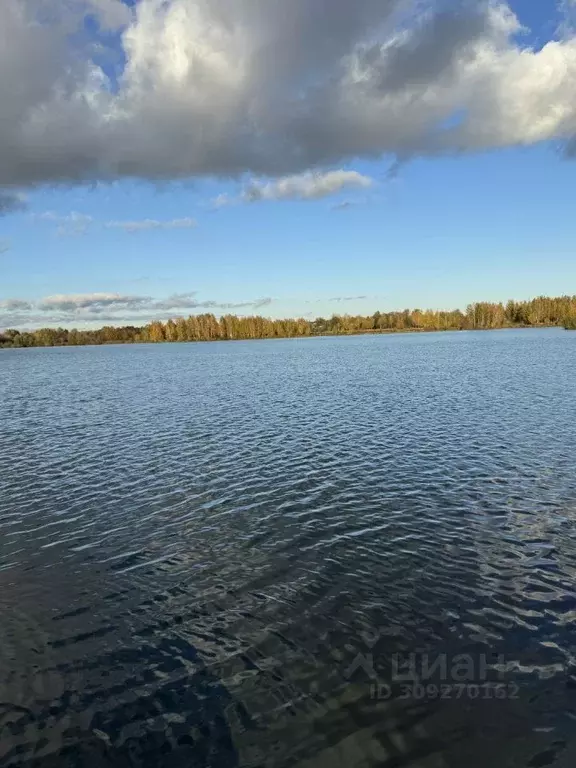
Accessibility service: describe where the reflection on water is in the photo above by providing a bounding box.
[1,329,576,766]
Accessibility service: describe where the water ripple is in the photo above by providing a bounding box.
[1,329,576,766]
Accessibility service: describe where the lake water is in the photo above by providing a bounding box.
[2,328,576,767]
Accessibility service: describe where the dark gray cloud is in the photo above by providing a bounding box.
[0,191,26,216]
[251,297,273,309]
[331,201,355,211]
[0,0,574,198]
[366,10,488,94]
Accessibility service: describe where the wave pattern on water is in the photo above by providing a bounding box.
[2,329,576,767]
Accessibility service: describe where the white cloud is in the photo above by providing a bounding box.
[211,193,233,209]
[86,0,133,30]
[0,290,274,329]
[38,292,151,312]
[559,0,576,35]
[105,217,197,232]
[1,0,576,202]
[0,241,10,254]
[212,170,373,206]
[154,293,272,310]
[37,211,94,235]
[0,299,33,311]
[33,212,196,234]
[153,291,199,310]
[241,170,374,202]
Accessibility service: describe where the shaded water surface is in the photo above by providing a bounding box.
[2,329,576,767]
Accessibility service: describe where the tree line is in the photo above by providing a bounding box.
[2,295,576,348]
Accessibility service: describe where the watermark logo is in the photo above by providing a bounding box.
[344,644,519,701]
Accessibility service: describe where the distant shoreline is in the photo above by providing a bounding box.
[0,323,570,351]
[311,324,559,336]
[2,294,575,348]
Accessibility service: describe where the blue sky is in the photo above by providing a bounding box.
[1,0,575,328]
[2,143,574,324]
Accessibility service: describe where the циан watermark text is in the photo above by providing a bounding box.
[345,650,519,701]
